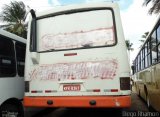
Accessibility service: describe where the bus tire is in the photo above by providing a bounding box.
[146,95,153,111]
[146,95,155,112]
[0,101,24,117]
[146,95,150,108]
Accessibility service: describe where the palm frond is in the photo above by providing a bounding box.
[143,0,151,6]
[143,0,160,15]
[0,1,27,38]
[141,32,149,38]
[125,40,134,51]
[0,24,14,28]
[139,39,145,43]
[148,0,160,14]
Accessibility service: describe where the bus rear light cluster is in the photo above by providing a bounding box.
[87,89,119,92]
[87,89,101,92]
[104,89,118,92]
[111,89,118,92]
[45,90,57,93]
[31,90,43,93]
[120,77,130,90]
[45,90,52,93]
[93,89,101,92]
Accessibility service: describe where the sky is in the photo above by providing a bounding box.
[0,0,158,64]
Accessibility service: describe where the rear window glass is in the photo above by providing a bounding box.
[37,9,115,51]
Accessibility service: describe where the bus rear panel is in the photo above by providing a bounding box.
[24,2,131,108]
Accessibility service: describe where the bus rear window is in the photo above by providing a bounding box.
[37,9,116,51]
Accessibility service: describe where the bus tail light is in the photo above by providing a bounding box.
[111,89,118,92]
[25,81,29,92]
[87,89,101,92]
[31,90,37,93]
[31,90,43,93]
[93,89,101,92]
[120,77,130,90]
[45,90,52,93]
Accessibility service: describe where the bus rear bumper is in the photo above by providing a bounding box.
[24,96,131,108]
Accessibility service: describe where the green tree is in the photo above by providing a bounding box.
[125,40,134,51]
[139,31,149,48]
[0,1,27,38]
[125,40,134,65]
[143,0,160,15]
[141,31,149,39]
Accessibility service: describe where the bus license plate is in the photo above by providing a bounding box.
[63,85,81,91]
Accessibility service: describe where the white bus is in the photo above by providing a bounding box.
[132,16,160,112]
[0,30,26,117]
[24,2,131,108]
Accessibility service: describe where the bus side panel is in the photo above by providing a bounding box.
[149,64,160,112]
[0,78,24,105]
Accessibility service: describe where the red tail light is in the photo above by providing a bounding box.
[111,89,118,92]
[31,91,37,93]
[45,90,52,93]
[93,89,101,92]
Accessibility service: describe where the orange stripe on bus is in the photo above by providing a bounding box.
[24,96,131,108]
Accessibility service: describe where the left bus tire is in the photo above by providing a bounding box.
[0,101,24,117]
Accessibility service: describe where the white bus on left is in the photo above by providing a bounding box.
[0,30,26,117]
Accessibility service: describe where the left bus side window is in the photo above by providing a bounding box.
[0,37,16,77]
[15,42,26,77]
[151,31,158,64]
[157,25,160,61]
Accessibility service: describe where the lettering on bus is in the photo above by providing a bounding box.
[40,27,114,51]
[28,59,118,81]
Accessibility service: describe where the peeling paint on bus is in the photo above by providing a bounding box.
[29,59,118,81]
[41,27,114,51]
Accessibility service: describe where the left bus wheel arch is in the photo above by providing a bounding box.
[144,85,148,100]
[0,98,24,117]
[143,85,152,110]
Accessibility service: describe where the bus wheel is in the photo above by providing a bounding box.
[146,95,150,108]
[146,95,155,111]
[0,102,24,117]
[146,95,154,111]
